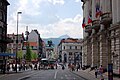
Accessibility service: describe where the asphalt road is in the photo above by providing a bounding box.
[0,67,87,80]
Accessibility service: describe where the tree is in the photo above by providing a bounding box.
[17,49,23,59]
[25,43,32,62]
[32,52,38,60]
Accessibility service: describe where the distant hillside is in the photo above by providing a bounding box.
[43,38,61,46]
[43,35,70,46]
[59,34,70,39]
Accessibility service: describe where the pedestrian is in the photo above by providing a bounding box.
[76,63,80,71]
[95,67,98,78]
[55,64,57,69]
[99,65,104,80]
[7,63,10,72]
[62,65,65,70]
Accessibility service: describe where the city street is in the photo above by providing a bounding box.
[0,67,87,80]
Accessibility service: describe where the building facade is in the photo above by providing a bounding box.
[23,30,43,59]
[45,40,55,60]
[81,0,120,73]
[7,33,24,54]
[0,0,9,53]
[58,38,82,64]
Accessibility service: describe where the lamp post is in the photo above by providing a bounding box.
[16,12,22,73]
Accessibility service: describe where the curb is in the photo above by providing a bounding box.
[19,76,31,80]
[70,70,88,80]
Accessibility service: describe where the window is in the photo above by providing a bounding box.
[81,46,82,50]
[70,46,72,49]
[64,46,65,49]
[69,52,72,55]
[3,13,6,22]
[0,11,2,20]
[4,5,7,10]
[0,2,3,6]
[75,46,77,49]
[0,28,2,33]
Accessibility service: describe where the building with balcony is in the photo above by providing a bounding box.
[0,0,10,73]
[7,33,24,54]
[58,38,82,65]
[81,0,120,74]
[0,0,10,53]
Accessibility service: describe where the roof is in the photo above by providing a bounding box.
[24,42,37,46]
[61,38,82,43]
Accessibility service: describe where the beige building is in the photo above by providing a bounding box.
[58,38,82,64]
[81,0,120,73]
[7,33,24,54]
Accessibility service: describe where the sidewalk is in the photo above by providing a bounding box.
[71,68,120,80]
[0,69,31,77]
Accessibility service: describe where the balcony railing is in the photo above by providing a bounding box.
[85,25,92,34]
[92,20,100,30]
[0,37,13,43]
[100,12,112,25]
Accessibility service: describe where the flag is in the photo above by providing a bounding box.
[88,14,92,24]
[95,4,102,18]
[82,18,86,28]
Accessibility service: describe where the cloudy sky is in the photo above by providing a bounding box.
[7,0,83,38]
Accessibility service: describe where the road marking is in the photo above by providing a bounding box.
[73,77,76,80]
[54,70,58,79]
[65,75,68,77]
[61,77,63,79]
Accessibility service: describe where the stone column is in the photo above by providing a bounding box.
[91,36,98,67]
[119,29,120,71]
[86,39,92,66]
[92,0,96,20]
[100,33,108,68]
[83,0,90,38]
[116,0,120,22]
[100,0,111,13]
[82,40,87,66]
[112,0,117,24]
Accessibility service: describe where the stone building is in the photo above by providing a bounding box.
[81,0,120,73]
[0,0,10,73]
[7,33,24,54]
[0,0,10,53]
[45,40,55,60]
[58,38,82,64]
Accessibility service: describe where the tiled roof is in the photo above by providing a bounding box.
[24,42,37,46]
[61,38,82,43]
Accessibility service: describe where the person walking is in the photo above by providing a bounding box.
[99,65,104,80]
[95,67,98,78]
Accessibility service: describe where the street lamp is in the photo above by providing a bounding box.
[16,12,22,73]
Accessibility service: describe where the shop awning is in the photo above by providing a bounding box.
[0,53,16,56]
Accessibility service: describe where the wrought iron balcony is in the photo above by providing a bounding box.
[100,12,112,25]
[92,20,100,30]
[85,25,92,34]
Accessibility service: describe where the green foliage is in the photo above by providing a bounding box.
[32,52,38,60]
[25,42,38,62]
[17,49,23,59]
[25,43,32,61]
